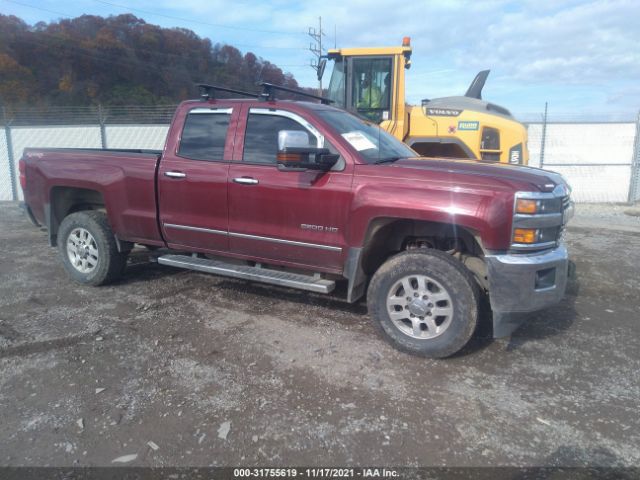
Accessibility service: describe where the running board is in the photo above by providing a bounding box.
[157,254,335,294]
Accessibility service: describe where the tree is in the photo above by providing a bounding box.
[0,13,304,107]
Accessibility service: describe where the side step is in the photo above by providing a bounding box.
[157,254,335,294]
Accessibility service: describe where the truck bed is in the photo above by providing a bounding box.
[22,147,163,246]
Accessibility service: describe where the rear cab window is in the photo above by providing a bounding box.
[178,107,232,161]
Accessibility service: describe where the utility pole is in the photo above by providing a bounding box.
[308,16,325,96]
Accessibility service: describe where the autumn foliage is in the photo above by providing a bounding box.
[0,13,302,108]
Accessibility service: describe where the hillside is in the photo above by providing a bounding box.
[0,13,302,108]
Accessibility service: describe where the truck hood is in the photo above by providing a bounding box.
[383,157,566,193]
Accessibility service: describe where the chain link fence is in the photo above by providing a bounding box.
[526,120,638,203]
[1,105,639,203]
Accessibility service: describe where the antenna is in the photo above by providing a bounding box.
[196,84,260,101]
[259,83,334,105]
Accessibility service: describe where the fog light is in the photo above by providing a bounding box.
[513,228,538,244]
[535,267,556,290]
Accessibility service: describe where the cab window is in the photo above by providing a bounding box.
[178,109,231,161]
[351,57,393,123]
[243,114,314,165]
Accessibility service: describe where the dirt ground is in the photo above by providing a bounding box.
[0,202,638,467]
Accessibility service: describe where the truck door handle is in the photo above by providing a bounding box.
[165,171,186,178]
[233,177,259,185]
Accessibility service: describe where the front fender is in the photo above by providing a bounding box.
[347,180,512,251]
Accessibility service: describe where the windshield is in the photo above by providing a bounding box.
[316,109,416,164]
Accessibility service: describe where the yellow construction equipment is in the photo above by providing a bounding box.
[320,38,529,164]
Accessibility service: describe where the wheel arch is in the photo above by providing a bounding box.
[47,186,107,247]
[345,216,485,304]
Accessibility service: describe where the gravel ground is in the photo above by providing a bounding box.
[0,202,638,467]
[570,203,640,232]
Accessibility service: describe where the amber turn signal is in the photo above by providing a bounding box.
[515,198,538,214]
[513,228,538,244]
[277,152,303,163]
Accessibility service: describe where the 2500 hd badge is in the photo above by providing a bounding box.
[301,224,339,233]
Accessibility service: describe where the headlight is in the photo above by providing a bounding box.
[511,189,569,251]
[515,197,563,215]
[515,199,538,214]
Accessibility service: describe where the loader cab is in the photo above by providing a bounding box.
[327,55,394,124]
[323,41,529,165]
[325,43,411,135]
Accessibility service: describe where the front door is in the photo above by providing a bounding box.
[227,107,352,271]
[158,105,235,253]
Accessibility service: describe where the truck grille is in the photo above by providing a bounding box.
[558,195,573,240]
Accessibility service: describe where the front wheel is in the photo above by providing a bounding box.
[367,250,479,358]
[57,211,128,286]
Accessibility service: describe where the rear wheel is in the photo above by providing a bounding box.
[57,211,127,285]
[367,250,479,358]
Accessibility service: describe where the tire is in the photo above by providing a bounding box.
[367,250,479,358]
[57,211,128,286]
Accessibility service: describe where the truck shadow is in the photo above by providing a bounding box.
[211,277,370,318]
[456,260,580,356]
[507,445,632,478]
[117,253,580,356]
[506,259,580,350]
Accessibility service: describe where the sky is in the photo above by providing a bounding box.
[2,0,639,120]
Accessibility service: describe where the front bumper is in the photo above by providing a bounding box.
[485,243,569,337]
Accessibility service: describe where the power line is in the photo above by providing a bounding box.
[11,28,308,65]
[91,0,305,36]
[2,0,306,50]
[14,35,308,79]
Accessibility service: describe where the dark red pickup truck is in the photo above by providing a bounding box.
[19,85,574,357]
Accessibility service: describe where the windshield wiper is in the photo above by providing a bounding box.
[373,156,403,164]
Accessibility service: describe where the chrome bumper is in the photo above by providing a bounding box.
[485,243,569,337]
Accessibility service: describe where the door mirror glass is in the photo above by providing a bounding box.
[278,130,312,150]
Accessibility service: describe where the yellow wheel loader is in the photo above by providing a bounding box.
[320,38,529,164]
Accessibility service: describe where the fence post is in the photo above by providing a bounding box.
[3,107,17,201]
[98,104,108,148]
[539,102,548,168]
[628,110,640,203]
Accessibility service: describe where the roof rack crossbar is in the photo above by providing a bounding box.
[259,82,333,105]
[196,83,260,101]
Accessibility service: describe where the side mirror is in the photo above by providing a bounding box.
[317,58,327,81]
[277,130,339,171]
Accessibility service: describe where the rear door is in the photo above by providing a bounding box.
[227,106,353,272]
[158,105,236,252]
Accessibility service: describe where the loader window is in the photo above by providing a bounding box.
[327,59,346,108]
[351,57,392,123]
